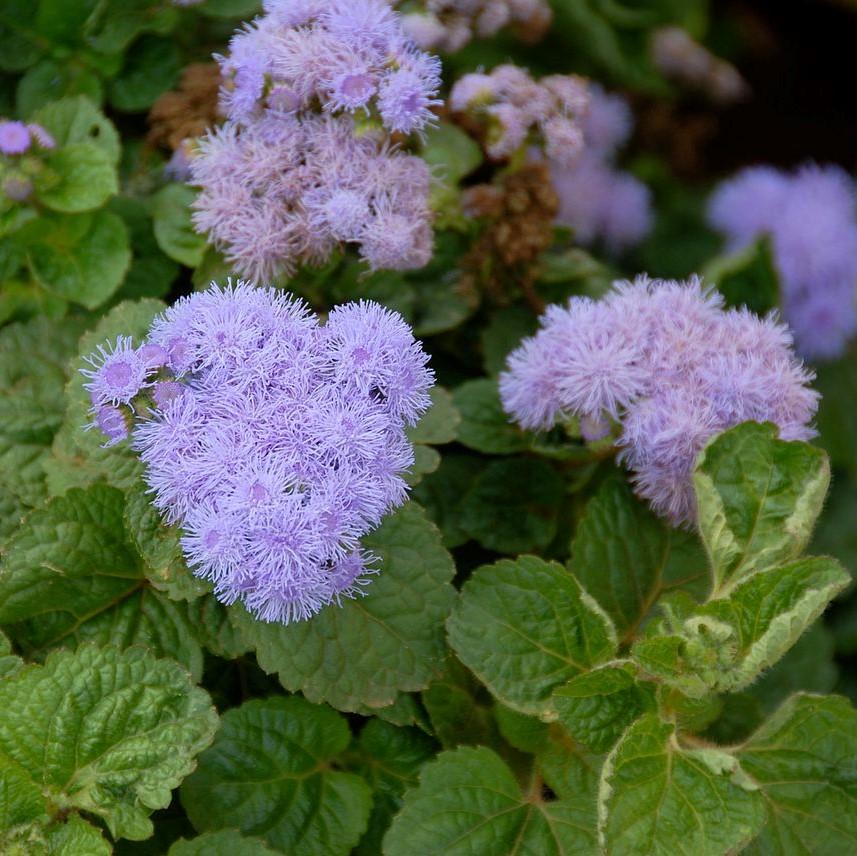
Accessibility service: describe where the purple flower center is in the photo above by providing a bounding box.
[341,73,374,102]
[105,361,133,389]
[203,530,221,551]
[249,481,269,503]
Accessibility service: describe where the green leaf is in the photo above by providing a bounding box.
[403,444,440,487]
[0,630,22,679]
[599,713,766,855]
[26,210,131,309]
[0,484,204,679]
[406,387,460,445]
[694,422,830,595]
[197,0,263,18]
[0,643,218,840]
[42,814,112,855]
[815,356,857,478]
[168,830,278,855]
[704,238,779,316]
[233,502,456,711]
[151,183,206,268]
[570,476,708,641]
[459,457,564,553]
[0,753,46,837]
[31,96,120,164]
[422,656,502,749]
[452,378,529,454]
[421,122,482,185]
[109,35,180,112]
[738,693,857,855]
[384,745,599,855]
[411,452,486,549]
[447,556,617,715]
[349,720,436,856]
[17,60,103,117]
[181,696,371,856]
[36,143,117,213]
[553,665,656,753]
[632,558,849,696]
[480,306,539,376]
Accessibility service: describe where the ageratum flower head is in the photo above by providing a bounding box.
[0,120,54,155]
[500,276,818,527]
[190,0,441,281]
[81,281,434,624]
[400,0,553,54]
[450,64,589,166]
[708,164,857,360]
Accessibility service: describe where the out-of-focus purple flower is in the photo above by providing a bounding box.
[582,85,632,157]
[500,275,819,527]
[2,176,33,202]
[451,64,589,165]
[82,281,434,624]
[0,121,31,155]
[708,163,857,360]
[400,0,553,52]
[26,123,55,150]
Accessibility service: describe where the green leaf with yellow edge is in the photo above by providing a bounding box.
[447,556,617,715]
[570,476,708,641]
[694,423,830,595]
[553,664,656,753]
[738,693,857,855]
[181,696,371,856]
[233,502,456,711]
[598,713,766,856]
[0,644,218,841]
[632,557,849,698]
[384,745,599,855]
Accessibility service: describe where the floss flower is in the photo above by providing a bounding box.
[0,120,54,155]
[81,281,434,624]
[500,276,818,527]
[708,164,857,360]
[190,0,441,281]
[450,64,589,166]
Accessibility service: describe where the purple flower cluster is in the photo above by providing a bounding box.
[401,0,552,53]
[549,86,652,254]
[82,281,434,624]
[0,120,54,156]
[708,164,857,361]
[190,0,441,281]
[450,64,589,165]
[500,276,818,527]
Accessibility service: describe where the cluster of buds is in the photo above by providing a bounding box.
[0,120,55,205]
[400,0,552,53]
[450,64,589,165]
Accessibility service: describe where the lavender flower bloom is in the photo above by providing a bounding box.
[450,64,589,166]
[82,281,434,625]
[708,164,857,360]
[191,1,440,280]
[0,121,31,155]
[500,275,818,527]
[88,406,129,447]
[549,87,652,254]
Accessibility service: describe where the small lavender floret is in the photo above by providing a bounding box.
[0,120,30,155]
[81,281,434,625]
[80,337,154,407]
[500,275,819,527]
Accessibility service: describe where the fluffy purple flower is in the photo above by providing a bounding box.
[82,281,434,624]
[377,63,442,135]
[501,275,819,527]
[582,85,633,157]
[708,164,857,360]
[3,176,33,202]
[451,65,589,164]
[26,123,55,150]
[0,121,31,155]
[81,337,154,407]
[89,406,129,447]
